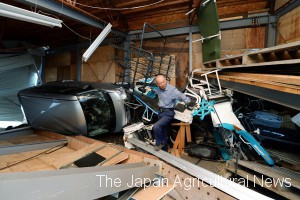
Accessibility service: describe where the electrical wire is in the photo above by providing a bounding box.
[37,10,91,41]
[72,0,164,11]
[62,22,91,41]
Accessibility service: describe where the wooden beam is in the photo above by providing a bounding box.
[207,73,300,94]
[219,72,300,86]
[120,0,190,15]
[128,13,188,30]
[218,1,268,17]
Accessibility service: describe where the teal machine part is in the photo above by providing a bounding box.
[222,123,275,166]
[191,99,215,120]
[192,99,231,160]
[196,0,221,62]
[133,93,158,122]
[212,129,232,161]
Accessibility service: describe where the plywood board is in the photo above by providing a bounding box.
[35,130,66,140]
[0,149,46,169]
[132,184,175,200]
[221,29,246,50]
[81,45,116,83]
[101,152,129,166]
[96,146,121,158]
[81,61,116,83]
[192,34,203,69]
[221,72,300,86]
[275,0,292,11]
[0,134,62,146]
[2,158,55,173]
[45,52,71,82]
[66,136,90,150]
[246,26,265,48]
[277,6,300,45]
[52,143,107,169]
[0,147,73,173]
[209,74,300,94]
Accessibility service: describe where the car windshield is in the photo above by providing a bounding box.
[78,90,116,136]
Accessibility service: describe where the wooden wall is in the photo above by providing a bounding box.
[45,15,299,87]
[44,26,266,87]
[277,5,300,45]
[139,27,265,88]
[45,52,73,82]
[142,36,189,88]
[81,46,117,83]
[274,0,293,12]
[219,27,265,58]
[45,46,118,83]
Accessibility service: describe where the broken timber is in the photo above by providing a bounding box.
[0,127,239,200]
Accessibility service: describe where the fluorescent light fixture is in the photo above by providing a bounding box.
[0,2,62,28]
[82,23,112,62]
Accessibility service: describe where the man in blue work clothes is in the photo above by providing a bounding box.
[153,74,191,151]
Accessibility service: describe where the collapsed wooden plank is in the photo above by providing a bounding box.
[204,73,300,95]
[131,184,175,200]
[52,142,107,169]
[219,72,300,86]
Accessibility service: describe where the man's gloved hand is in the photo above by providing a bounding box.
[185,101,196,110]
[175,102,186,112]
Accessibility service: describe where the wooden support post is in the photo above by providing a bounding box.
[171,122,192,157]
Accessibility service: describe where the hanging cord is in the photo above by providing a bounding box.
[62,22,91,41]
[0,143,67,171]
[37,10,91,41]
[72,0,164,11]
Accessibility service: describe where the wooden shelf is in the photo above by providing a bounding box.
[203,41,300,69]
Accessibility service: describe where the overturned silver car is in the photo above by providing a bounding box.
[18,81,130,136]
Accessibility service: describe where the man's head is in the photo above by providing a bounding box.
[156,75,167,90]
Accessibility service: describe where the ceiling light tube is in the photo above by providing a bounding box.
[82,23,112,62]
[0,2,62,28]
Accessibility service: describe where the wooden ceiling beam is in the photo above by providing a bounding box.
[127,13,187,30]
[216,0,266,6]
[120,0,190,14]
[126,6,189,19]
[218,2,268,17]
[111,0,156,7]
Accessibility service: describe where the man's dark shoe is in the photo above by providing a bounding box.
[154,143,164,151]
